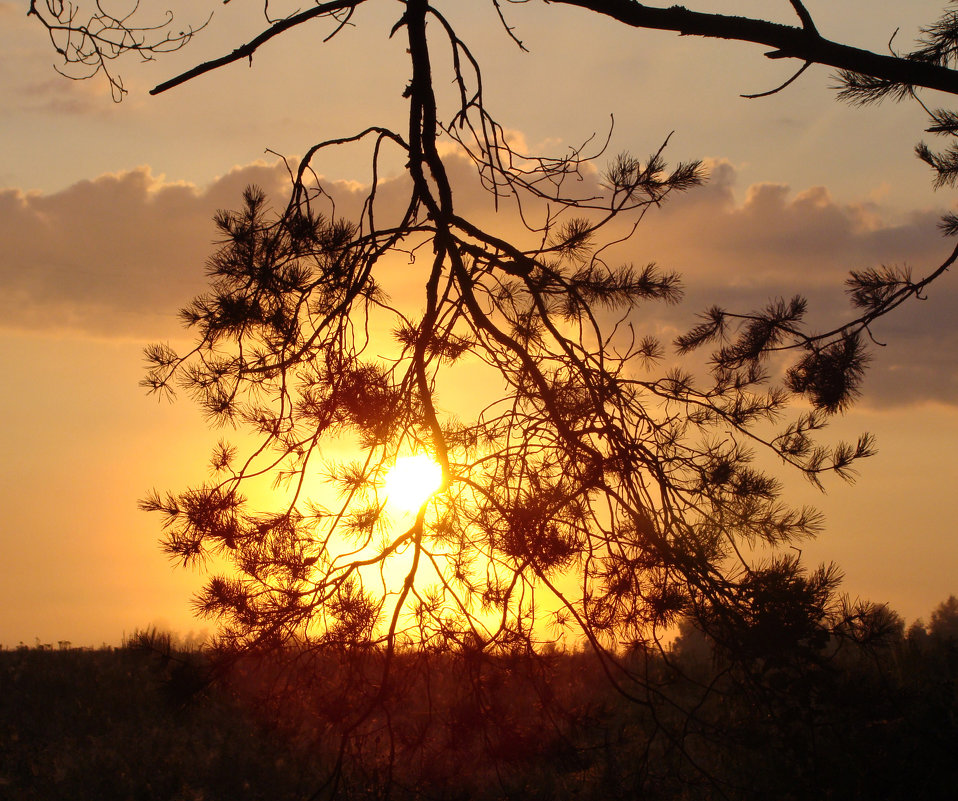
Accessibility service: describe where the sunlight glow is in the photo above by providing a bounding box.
[383,454,443,514]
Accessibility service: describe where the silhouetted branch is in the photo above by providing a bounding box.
[150,0,368,96]
[741,60,812,99]
[788,0,817,36]
[28,0,209,100]
[63,2,958,795]
[549,0,958,96]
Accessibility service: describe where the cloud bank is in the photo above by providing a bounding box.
[0,161,292,338]
[1,154,955,406]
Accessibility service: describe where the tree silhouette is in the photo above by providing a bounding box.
[29,0,958,795]
[929,594,958,641]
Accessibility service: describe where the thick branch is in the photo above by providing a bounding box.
[548,0,958,97]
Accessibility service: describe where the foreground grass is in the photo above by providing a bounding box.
[2,621,957,801]
[0,644,324,801]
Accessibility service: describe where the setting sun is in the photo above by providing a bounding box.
[383,454,443,514]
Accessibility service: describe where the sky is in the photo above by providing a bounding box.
[1,0,957,647]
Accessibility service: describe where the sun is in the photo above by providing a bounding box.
[383,454,443,514]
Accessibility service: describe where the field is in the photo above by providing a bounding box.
[2,619,957,801]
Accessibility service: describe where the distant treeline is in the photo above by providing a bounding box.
[2,597,957,800]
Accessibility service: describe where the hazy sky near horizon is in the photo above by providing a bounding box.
[2,0,957,646]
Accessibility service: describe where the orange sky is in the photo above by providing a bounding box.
[1,0,957,646]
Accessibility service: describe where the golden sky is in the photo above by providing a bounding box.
[1,0,956,646]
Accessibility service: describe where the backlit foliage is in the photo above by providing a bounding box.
[135,2,886,665]
[32,0,958,794]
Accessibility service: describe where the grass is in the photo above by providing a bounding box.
[2,621,957,801]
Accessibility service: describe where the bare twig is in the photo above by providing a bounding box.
[150,0,368,95]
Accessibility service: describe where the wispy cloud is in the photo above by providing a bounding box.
[13,76,115,116]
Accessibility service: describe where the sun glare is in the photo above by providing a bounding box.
[384,454,443,514]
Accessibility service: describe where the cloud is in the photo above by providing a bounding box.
[12,76,116,116]
[0,161,292,338]
[635,159,948,286]
[2,152,955,406]
[635,159,958,408]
